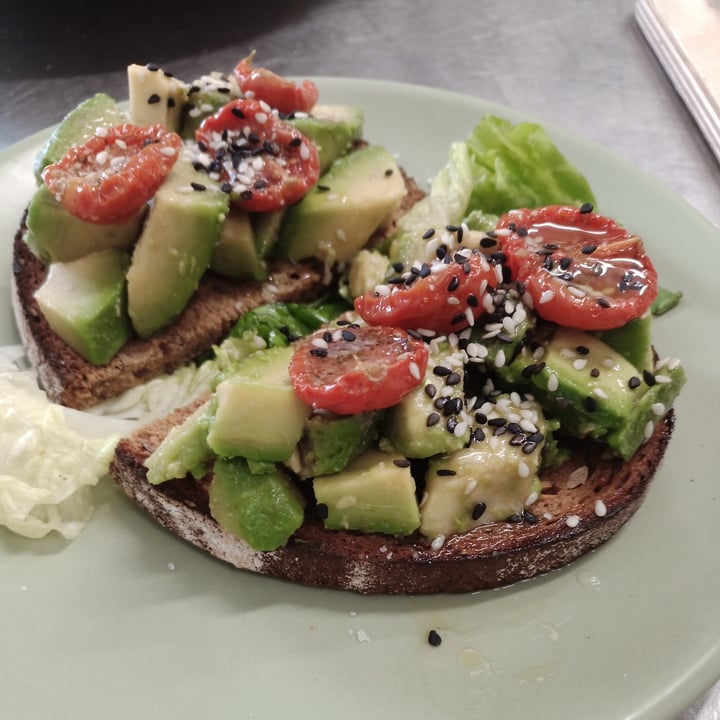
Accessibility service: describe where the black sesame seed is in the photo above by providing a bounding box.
[480,236,498,248]
[426,412,441,427]
[433,397,446,410]
[146,62,160,71]
[437,468,457,476]
[643,369,657,387]
[435,244,448,260]
[474,412,488,424]
[590,368,600,378]
[231,107,245,119]
[220,182,233,193]
[428,630,442,647]
[289,136,302,148]
[392,261,405,273]
[147,93,161,104]
[254,179,268,190]
[584,396,598,412]
[240,190,253,200]
[167,98,176,108]
[597,296,612,308]
[628,376,642,389]
[309,348,327,358]
[446,417,458,433]
[393,458,412,468]
[576,345,590,355]
[472,502,487,520]
[517,226,528,236]
[190,182,207,192]
[433,365,451,377]
[341,329,357,342]
[507,513,523,523]
[423,227,436,239]
[579,202,594,214]
[523,509,539,524]
[316,503,329,520]
[527,432,545,444]
[445,372,462,387]
[487,417,507,427]
[447,275,460,292]
[472,427,486,442]
[581,244,598,254]
[560,256,572,269]
[466,294,478,307]
[424,384,437,399]
[322,331,333,343]
[450,312,467,326]
[316,184,331,192]
[385,168,394,176]
[522,441,538,454]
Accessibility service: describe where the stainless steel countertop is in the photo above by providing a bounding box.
[1,1,718,717]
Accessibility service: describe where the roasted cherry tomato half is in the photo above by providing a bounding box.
[195,98,320,213]
[496,205,658,330]
[233,51,319,115]
[288,324,429,416]
[354,252,500,335]
[42,123,182,225]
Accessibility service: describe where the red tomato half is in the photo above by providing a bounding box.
[288,325,429,415]
[354,252,500,335]
[496,205,658,330]
[234,52,318,115]
[42,124,181,225]
[195,98,320,212]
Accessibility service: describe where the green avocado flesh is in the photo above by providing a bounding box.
[34,249,132,365]
[209,457,305,551]
[126,152,230,338]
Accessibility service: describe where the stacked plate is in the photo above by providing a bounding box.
[636,0,720,164]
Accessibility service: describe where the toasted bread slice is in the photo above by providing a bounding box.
[110,399,674,595]
[11,169,426,411]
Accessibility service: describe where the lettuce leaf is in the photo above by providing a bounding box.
[465,114,597,216]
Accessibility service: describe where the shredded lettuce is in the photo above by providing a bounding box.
[0,372,119,539]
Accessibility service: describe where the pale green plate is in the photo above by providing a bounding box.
[2,78,719,720]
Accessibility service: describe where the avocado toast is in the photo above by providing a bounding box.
[10,54,685,594]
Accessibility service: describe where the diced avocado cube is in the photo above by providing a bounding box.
[295,410,383,479]
[289,105,364,173]
[206,345,311,461]
[382,341,469,459]
[313,448,420,536]
[144,401,214,485]
[278,144,407,265]
[127,63,188,132]
[250,209,286,259]
[210,207,268,281]
[209,457,305,551]
[33,93,128,183]
[126,151,230,338]
[347,249,392,299]
[419,395,546,540]
[24,185,145,264]
[34,249,132,365]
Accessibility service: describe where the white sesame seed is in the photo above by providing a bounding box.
[539,290,555,304]
[300,144,311,160]
[336,228,347,242]
[494,349,506,368]
[114,138,127,150]
[374,284,391,297]
[517,461,530,478]
[409,362,421,380]
[654,374,672,384]
[547,374,559,392]
[525,491,539,506]
[593,387,609,400]
[566,515,581,528]
[651,402,666,416]
[160,146,178,157]
[446,296,461,305]
[567,465,589,488]
[543,512,554,520]
[95,150,109,166]
[95,126,109,137]
[454,421,468,437]
[567,285,587,298]
[594,500,607,517]
[465,307,476,326]
[312,337,329,349]
[573,358,588,371]
[431,534,446,551]
[644,420,655,440]
[465,479,478,495]
[417,327,436,338]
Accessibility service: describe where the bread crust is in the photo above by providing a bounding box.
[110,401,674,595]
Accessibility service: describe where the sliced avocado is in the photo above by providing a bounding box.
[33,93,127,183]
[250,209,286,259]
[33,249,132,365]
[277,144,407,265]
[295,410,383,479]
[382,340,470,459]
[127,63,188,132]
[209,456,305,551]
[289,105,364,173]
[596,313,653,373]
[144,401,214,485]
[126,151,230,338]
[313,448,420,536]
[419,394,546,539]
[24,185,145,264]
[180,72,240,139]
[210,207,268,281]
[206,345,311,461]
[347,249,391,299]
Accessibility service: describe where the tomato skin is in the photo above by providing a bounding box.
[234,52,318,115]
[288,325,429,415]
[195,98,320,212]
[42,124,181,225]
[354,252,499,335]
[496,205,658,331]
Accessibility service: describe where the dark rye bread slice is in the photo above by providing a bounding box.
[11,169,426,411]
[110,400,675,595]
